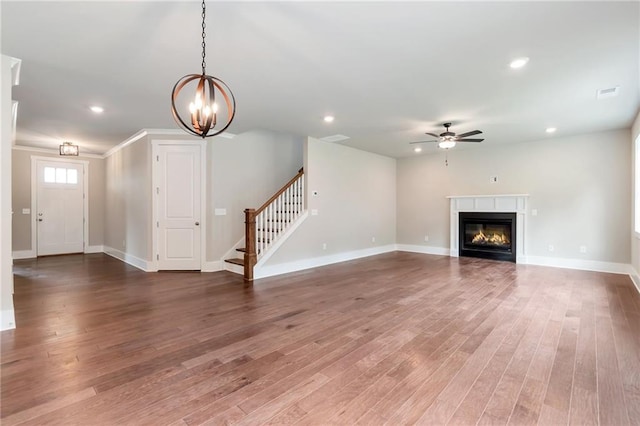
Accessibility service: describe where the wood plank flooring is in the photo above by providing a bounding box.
[2,252,640,425]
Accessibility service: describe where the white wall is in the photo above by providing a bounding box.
[104,134,152,263]
[397,129,631,264]
[1,55,17,330]
[103,129,304,268]
[207,130,303,261]
[11,148,105,254]
[259,137,396,276]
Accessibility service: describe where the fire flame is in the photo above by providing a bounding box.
[471,230,510,246]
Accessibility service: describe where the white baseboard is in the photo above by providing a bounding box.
[85,245,104,254]
[1,308,16,331]
[630,269,640,295]
[202,260,223,272]
[525,255,633,275]
[103,246,156,272]
[396,244,450,256]
[254,244,396,280]
[12,250,35,260]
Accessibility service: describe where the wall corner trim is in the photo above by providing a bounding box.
[103,246,156,272]
[1,308,16,331]
[85,245,104,254]
[12,250,35,260]
[629,267,640,295]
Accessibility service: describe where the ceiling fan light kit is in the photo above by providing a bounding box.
[438,140,456,149]
[171,0,236,138]
[410,122,484,150]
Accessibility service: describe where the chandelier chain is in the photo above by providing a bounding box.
[201,0,206,74]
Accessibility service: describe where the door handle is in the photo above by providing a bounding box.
[195,222,200,226]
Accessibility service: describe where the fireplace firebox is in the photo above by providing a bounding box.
[458,212,516,262]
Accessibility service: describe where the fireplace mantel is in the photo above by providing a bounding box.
[448,194,529,262]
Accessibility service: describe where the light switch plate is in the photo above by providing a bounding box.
[311,209,318,216]
[22,208,31,215]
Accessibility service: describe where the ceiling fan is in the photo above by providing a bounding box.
[411,122,484,149]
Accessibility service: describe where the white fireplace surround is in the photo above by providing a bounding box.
[448,194,529,263]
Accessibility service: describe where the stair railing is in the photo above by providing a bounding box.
[244,168,304,281]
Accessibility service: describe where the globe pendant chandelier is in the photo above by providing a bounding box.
[171,0,236,138]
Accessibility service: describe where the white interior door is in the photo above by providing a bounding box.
[36,160,84,256]
[156,144,202,270]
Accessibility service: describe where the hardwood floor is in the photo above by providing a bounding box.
[2,252,639,425]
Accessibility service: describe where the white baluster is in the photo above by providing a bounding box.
[279,190,284,233]
[287,187,291,225]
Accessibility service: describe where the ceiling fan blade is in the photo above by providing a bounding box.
[424,132,441,138]
[457,138,484,142]
[456,130,482,138]
[410,140,438,144]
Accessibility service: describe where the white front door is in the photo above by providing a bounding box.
[156,144,202,270]
[36,160,85,256]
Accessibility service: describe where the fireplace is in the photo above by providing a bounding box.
[458,212,516,262]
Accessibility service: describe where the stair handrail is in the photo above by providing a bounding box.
[244,168,304,282]
[255,168,304,215]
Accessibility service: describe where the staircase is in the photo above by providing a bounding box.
[224,168,305,281]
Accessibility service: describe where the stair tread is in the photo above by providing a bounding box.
[225,258,244,266]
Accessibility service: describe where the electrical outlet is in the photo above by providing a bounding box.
[548,244,554,252]
[122,240,126,248]
[322,243,327,250]
[424,235,429,242]
[531,209,538,216]
[311,209,318,216]
[580,245,587,253]
[371,237,376,243]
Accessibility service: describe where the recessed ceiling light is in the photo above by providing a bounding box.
[414,147,422,153]
[90,106,104,113]
[509,57,529,69]
[323,115,334,123]
[545,127,557,133]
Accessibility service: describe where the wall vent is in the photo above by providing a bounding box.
[320,134,350,143]
[596,86,620,99]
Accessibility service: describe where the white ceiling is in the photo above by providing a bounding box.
[2,1,638,158]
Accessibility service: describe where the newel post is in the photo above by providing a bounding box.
[244,208,257,283]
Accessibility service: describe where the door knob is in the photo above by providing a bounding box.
[195,222,200,226]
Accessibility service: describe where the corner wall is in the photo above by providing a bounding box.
[1,55,16,330]
[631,111,640,281]
[207,130,304,262]
[11,148,105,254]
[102,129,304,269]
[397,129,631,266]
[104,134,152,265]
[257,137,397,277]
